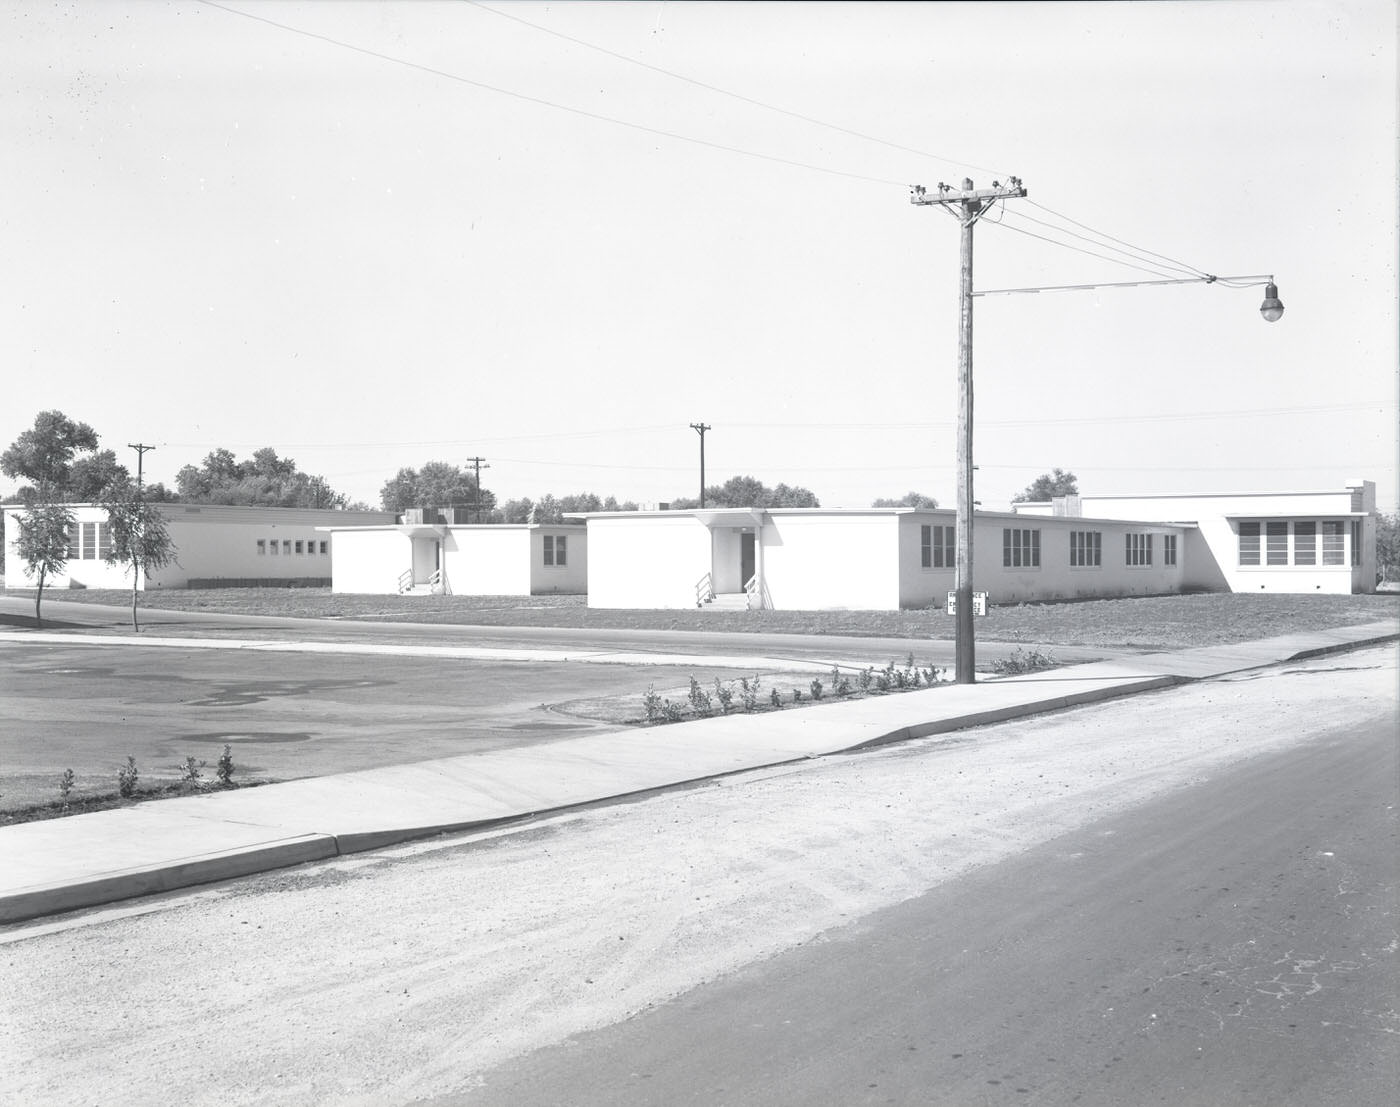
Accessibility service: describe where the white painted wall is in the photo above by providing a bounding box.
[762,512,900,610]
[329,528,413,594]
[528,528,587,595]
[586,514,713,608]
[5,503,393,591]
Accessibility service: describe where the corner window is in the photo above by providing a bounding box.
[1002,528,1040,569]
[1069,530,1101,568]
[1239,522,1260,566]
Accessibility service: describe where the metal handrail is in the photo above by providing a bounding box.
[695,572,714,607]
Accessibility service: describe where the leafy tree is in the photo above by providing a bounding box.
[67,449,131,501]
[101,477,178,631]
[1,410,101,503]
[671,475,820,510]
[872,492,939,509]
[175,448,349,509]
[12,502,74,627]
[1377,512,1399,585]
[379,462,495,518]
[1012,469,1079,504]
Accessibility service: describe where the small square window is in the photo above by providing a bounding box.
[319,540,328,555]
[295,540,304,555]
[257,539,266,556]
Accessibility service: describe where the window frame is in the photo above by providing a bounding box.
[920,524,954,569]
[1125,532,1153,567]
[1002,527,1040,570]
[1069,530,1102,568]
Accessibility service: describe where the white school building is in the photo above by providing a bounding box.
[576,481,1379,611]
[2,502,395,590]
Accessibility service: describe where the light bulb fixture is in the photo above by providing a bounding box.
[1259,281,1284,323]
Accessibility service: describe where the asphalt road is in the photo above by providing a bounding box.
[458,699,1400,1106]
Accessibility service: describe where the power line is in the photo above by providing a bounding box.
[464,0,1008,179]
[198,1,906,187]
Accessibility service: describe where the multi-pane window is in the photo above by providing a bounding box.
[1002,528,1040,569]
[269,538,279,555]
[282,540,292,555]
[82,522,97,559]
[921,524,954,569]
[1352,520,1362,566]
[73,522,112,560]
[1069,530,1101,567]
[1163,534,1177,566]
[1126,532,1153,566]
[1294,522,1316,565]
[543,534,567,567]
[295,540,304,555]
[319,541,329,555]
[66,524,80,559]
[1321,521,1345,565]
[257,540,267,555]
[1239,522,1261,565]
[1265,522,1289,565]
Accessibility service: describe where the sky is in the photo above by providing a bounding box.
[3,0,1396,512]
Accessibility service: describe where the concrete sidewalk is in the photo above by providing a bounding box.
[2,621,1394,926]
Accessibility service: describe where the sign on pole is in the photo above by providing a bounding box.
[946,591,988,617]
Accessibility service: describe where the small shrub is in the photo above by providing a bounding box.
[740,676,761,713]
[809,677,824,701]
[687,676,714,717]
[58,768,75,808]
[117,756,139,799]
[181,755,206,787]
[857,666,874,693]
[991,647,1057,675]
[713,678,734,714]
[792,687,805,703]
[769,687,782,709]
[643,685,663,722]
[661,698,685,722]
[216,744,235,786]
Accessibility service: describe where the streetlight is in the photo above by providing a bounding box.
[913,179,1283,684]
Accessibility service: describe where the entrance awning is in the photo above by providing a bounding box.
[692,508,766,529]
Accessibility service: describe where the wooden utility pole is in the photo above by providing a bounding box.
[911,177,1027,684]
[127,442,156,498]
[690,423,711,508]
[465,456,489,522]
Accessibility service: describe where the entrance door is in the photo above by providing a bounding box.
[740,531,756,586]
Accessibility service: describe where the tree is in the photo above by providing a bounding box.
[175,448,350,509]
[101,478,177,631]
[1012,469,1079,504]
[379,462,495,518]
[1,410,101,503]
[12,502,74,627]
[671,475,821,510]
[67,449,130,501]
[1377,512,1399,585]
[872,491,939,509]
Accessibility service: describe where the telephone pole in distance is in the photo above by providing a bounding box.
[911,176,1027,684]
[689,423,711,508]
[127,443,156,500]
[465,456,489,522]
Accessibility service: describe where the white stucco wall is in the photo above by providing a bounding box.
[328,528,414,593]
[5,503,394,591]
[585,514,714,608]
[528,528,587,594]
[443,528,531,595]
[762,512,900,610]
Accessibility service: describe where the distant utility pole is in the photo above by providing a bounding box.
[465,456,490,523]
[911,177,1027,685]
[690,423,711,508]
[127,443,156,501]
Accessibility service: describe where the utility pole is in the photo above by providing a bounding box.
[911,177,1027,684]
[465,457,490,523]
[127,443,156,502]
[690,423,710,508]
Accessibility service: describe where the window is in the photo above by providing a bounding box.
[97,523,111,559]
[544,534,567,567]
[257,540,266,556]
[1126,532,1153,566]
[1069,530,1101,568]
[82,522,97,559]
[921,524,954,569]
[294,540,304,555]
[282,540,292,556]
[319,540,328,555]
[270,538,279,555]
[1239,522,1260,566]
[1002,528,1040,569]
[1266,522,1288,565]
[1322,521,1345,565]
[1163,534,1177,566]
[66,524,79,559]
[1352,520,1361,566]
[1294,522,1316,566]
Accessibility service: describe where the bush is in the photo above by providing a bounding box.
[117,756,139,798]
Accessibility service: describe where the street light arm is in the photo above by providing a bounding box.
[972,273,1276,297]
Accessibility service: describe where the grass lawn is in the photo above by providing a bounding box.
[20,586,1400,650]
